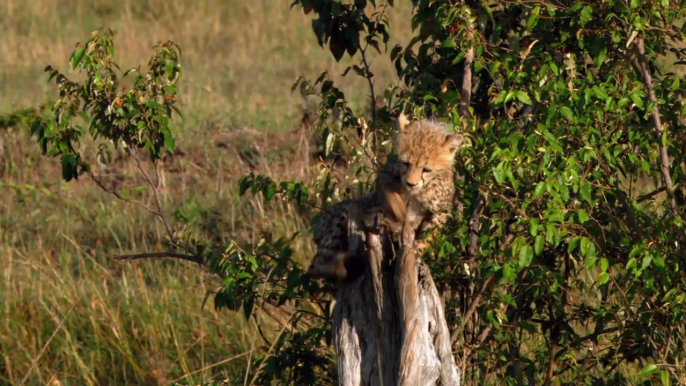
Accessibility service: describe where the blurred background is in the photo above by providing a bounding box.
[0,1,412,384]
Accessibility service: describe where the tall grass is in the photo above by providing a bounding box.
[0,0,413,384]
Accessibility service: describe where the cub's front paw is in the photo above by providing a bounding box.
[413,239,429,255]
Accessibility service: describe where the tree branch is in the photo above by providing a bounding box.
[468,194,483,257]
[89,173,160,216]
[113,252,201,264]
[450,274,492,345]
[126,147,175,241]
[91,147,192,254]
[636,186,667,203]
[261,303,297,334]
[459,44,474,119]
[360,45,377,122]
[634,37,686,252]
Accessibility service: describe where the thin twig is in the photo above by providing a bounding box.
[90,151,192,254]
[360,44,376,122]
[468,194,483,257]
[607,272,680,379]
[260,303,296,334]
[459,34,474,119]
[89,173,159,215]
[462,269,530,360]
[450,275,492,344]
[127,147,175,240]
[113,252,201,264]
[634,37,686,253]
[256,322,273,347]
[636,186,667,203]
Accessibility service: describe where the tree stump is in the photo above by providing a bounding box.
[332,207,460,386]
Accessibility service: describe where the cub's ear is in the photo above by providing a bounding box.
[397,112,411,133]
[444,133,464,155]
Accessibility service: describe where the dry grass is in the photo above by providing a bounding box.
[0,0,413,384]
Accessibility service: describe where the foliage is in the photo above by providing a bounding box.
[29,0,686,385]
[31,28,182,182]
[288,0,686,384]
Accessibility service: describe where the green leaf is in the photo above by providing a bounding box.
[71,48,85,69]
[164,132,176,153]
[560,106,574,121]
[243,295,254,320]
[568,237,580,253]
[515,91,532,105]
[534,236,545,255]
[639,364,658,377]
[626,257,637,271]
[576,209,590,223]
[580,181,592,203]
[493,161,506,184]
[594,45,607,68]
[61,155,78,182]
[672,77,680,91]
[526,6,540,31]
[580,237,595,258]
[145,101,164,109]
[597,272,610,285]
[533,181,546,199]
[441,39,455,48]
[630,91,644,109]
[264,183,277,201]
[580,6,593,27]
[661,370,671,386]
[502,263,514,284]
[592,86,609,101]
[519,244,534,268]
[600,258,609,272]
[123,67,138,77]
[329,39,346,62]
[530,218,539,236]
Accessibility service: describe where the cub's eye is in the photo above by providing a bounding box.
[423,168,432,173]
[402,161,410,167]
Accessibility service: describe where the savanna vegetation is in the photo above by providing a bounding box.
[3,0,686,385]
[0,1,412,384]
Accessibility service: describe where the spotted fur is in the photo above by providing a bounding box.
[378,112,463,235]
[307,113,463,282]
[307,193,379,282]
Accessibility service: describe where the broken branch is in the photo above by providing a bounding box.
[113,252,201,264]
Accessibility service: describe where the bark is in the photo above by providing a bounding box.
[459,46,474,119]
[634,38,686,255]
[332,208,460,386]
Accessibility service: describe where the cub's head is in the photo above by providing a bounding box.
[393,113,463,194]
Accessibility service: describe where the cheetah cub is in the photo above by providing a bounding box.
[377,112,463,238]
[306,194,378,282]
[306,113,463,282]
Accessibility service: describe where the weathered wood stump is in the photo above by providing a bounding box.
[332,206,460,386]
